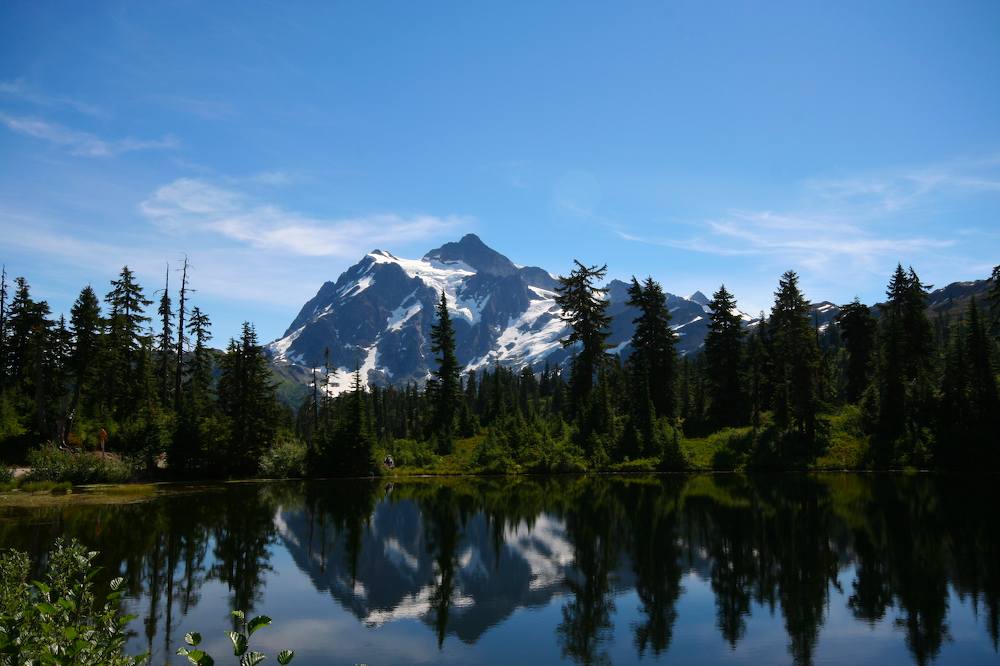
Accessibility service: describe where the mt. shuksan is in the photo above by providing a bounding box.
[267,234,752,394]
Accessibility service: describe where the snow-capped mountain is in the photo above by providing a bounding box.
[266,234,992,394]
[267,234,741,393]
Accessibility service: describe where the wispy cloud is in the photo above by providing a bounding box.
[0,79,104,117]
[0,113,177,157]
[139,178,468,258]
[803,155,1000,215]
[617,157,1000,278]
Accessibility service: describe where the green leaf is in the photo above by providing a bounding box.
[109,576,125,591]
[35,602,58,615]
[277,649,295,664]
[229,630,248,656]
[185,631,202,646]
[182,648,205,664]
[231,609,246,623]
[32,580,51,594]
[201,656,216,666]
[240,651,266,666]
[247,615,272,636]
[176,647,190,657]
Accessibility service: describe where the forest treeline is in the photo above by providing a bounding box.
[1,259,998,481]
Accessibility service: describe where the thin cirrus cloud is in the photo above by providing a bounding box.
[0,113,177,157]
[139,178,469,258]
[616,157,1000,274]
[0,78,104,117]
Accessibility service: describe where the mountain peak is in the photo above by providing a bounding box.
[689,290,710,306]
[423,234,518,276]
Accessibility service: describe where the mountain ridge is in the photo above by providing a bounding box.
[266,235,991,396]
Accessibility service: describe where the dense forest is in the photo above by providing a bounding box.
[1,259,998,481]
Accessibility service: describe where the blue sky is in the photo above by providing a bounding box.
[2,1,999,342]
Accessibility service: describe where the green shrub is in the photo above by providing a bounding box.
[260,431,307,478]
[177,610,294,666]
[0,465,12,484]
[26,446,134,484]
[0,538,145,665]
[385,438,438,468]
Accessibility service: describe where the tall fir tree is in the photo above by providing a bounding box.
[964,297,999,449]
[342,363,375,475]
[626,277,677,418]
[769,271,819,443]
[0,265,8,391]
[156,265,174,408]
[836,298,877,403]
[704,284,745,428]
[988,264,1000,340]
[429,291,460,453]
[556,261,611,414]
[105,266,152,417]
[67,286,103,427]
[217,322,277,476]
[874,264,934,461]
[174,256,190,411]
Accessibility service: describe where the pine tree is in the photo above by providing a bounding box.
[0,265,8,391]
[105,266,152,417]
[769,271,819,443]
[874,264,934,460]
[217,322,277,476]
[965,297,999,447]
[156,265,174,408]
[174,256,190,411]
[745,313,768,434]
[184,306,213,415]
[836,298,877,403]
[556,261,611,413]
[626,277,677,418]
[704,284,745,428]
[988,264,1000,340]
[67,286,103,427]
[342,363,375,475]
[429,291,460,454]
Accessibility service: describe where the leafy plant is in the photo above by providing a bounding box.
[26,445,135,484]
[0,538,145,665]
[177,610,294,666]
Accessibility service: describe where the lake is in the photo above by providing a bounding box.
[1,474,998,665]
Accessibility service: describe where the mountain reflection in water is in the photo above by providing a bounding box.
[1,474,998,665]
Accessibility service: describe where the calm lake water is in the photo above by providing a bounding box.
[1,474,998,665]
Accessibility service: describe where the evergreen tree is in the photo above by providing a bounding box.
[105,266,152,417]
[67,286,103,427]
[429,291,460,453]
[556,261,611,413]
[626,277,677,418]
[156,265,174,408]
[874,264,934,461]
[769,271,819,443]
[217,322,277,476]
[341,364,375,475]
[836,298,877,403]
[745,313,768,434]
[7,277,55,435]
[704,284,745,428]
[0,265,8,391]
[174,256,190,411]
[988,264,1000,340]
[184,307,213,414]
[964,297,999,448]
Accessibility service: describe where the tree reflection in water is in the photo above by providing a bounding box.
[1,474,998,665]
